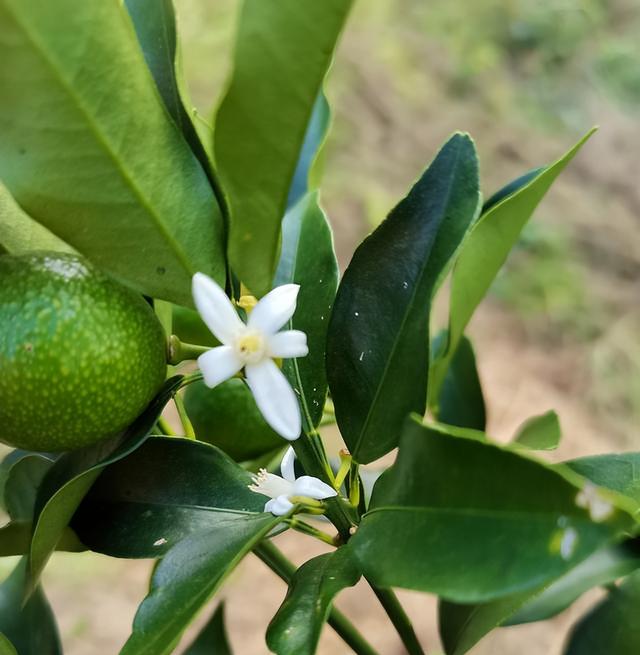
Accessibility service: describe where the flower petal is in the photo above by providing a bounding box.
[197,346,243,389]
[293,475,337,500]
[265,495,294,516]
[248,284,300,335]
[245,359,301,440]
[192,273,244,344]
[268,330,309,359]
[280,446,296,483]
[249,470,293,499]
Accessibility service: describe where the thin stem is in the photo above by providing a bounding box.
[368,583,424,655]
[254,542,379,655]
[174,393,195,439]
[288,518,337,546]
[178,370,204,389]
[168,336,210,365]
[157,416,175,436]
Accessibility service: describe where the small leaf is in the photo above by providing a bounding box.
[214,0,353,295]
[563,570,640,655]
[71,436,266,558]
[266,548,360,655]
[3,453,55,521]
[183,603,232,655]
[120,515,281,655]
[274,191,339,428]
[327,133,481,463]
[350,416,633,603]
[513,410,561,451]
[566,453,640,506]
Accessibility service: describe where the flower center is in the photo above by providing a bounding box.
[235,331,266,364]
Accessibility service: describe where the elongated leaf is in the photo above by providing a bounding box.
[350,416,633,602]
[3,453,54,521]
[0,521,84,557]
[266,548,360,655]
[71,437,265,558]
[274,191,339,428]
[0,559,61,655]
[481,167,545,214]
[566,453,640,505]
[0,0,224,305]
[514,410,561,451]
[327,133,481,463]
[121,515,281,655]
[430,129,596,409]
[183,604,232,655]
[0,634,17,655]
[214,0,352,296]
[27,376,182,592]
[563,570,640,655]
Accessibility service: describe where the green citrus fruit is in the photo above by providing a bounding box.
[184,378,283,461]
[0,251,167,451]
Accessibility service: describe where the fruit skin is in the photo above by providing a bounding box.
[0,251,167,451]
[184,378,283,461]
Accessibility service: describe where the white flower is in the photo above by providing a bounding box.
[249,447,337,516]
[575,482,614,522]
[192,273,308,440]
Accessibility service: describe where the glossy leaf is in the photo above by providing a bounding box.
[0,521,84,557]
[0,0,224,305]
[274,191,339,428]
[430,129,596,409]
[3,453,54,521]
[0,559,61,655]
[481,167,545,214]
[71,436,266,558]
[563,570,640,655]
[121,515,281,655]
[183,603,232,655]
[266,548,360,655]
[27,376,182,592]
[566,453,640,505]
[214,0,352,296]
[172,305,218,348]
[513,410,561,451]
[327,133,481,463]
[350,416,633,602]
[436,334,486,430]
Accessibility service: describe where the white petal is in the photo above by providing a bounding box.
[248,284,300,335]
[245,359,301,441]
[265,495,294,516]
[192,273,244,344]
[292,475,337,501]
[280,446,296,483]
[197,346,243,389]
[268,330,309,359]
[249,470,293,499]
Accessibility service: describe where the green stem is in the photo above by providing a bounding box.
[288,518,337,546]
[254,542,379,655]
[157,416,175,436]
[168,335,210,365]
[174,393,195,439]
[368,583,424,655]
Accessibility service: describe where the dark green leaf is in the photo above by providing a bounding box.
[172,305,218,347]
[0,0,224,305]
[327,133,481,463]
[566,453,640,505]
[27,376,182,592]
[436,334,486,431]
[266,548,360,655]
[4,453,54,521]
[563,570,640,655]
[183,604,232,655]
[481,167,545,214]
[513,410,561,451]
[275,191,339,428]
[430,129,596,410]
[0,633,17,655]
[0,521,84,557]
[214,0,352,295]
[0,559,61,655]
[350,416,633,602]
[120,515,281,655]
[71,436,266,558]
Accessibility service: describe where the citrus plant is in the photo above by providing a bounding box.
[1,2,639,655]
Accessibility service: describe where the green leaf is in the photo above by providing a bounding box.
[275,191,339,428]
[214,0,352,296]
[566,453,640,506]
[0,559,61,655]
[350,416,633,603]
[327,133,481,464]
[3,453,55,521]
[563,570,640,655]
[429,129,596,410]
[0,633,17,655]
[0,0,224,306]
[513,410,561,451]
[481,167,545,214]
[436,333,486,430]
[27,376,183,593]
[71,436,266,558]
[0,521,84,557]
[266,548,360,655]
[121,515,281,655]
[172,305,219,348]
[0,183,72,255]
[183,604,232,655]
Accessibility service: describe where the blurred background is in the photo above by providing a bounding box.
[2,0,639,652]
